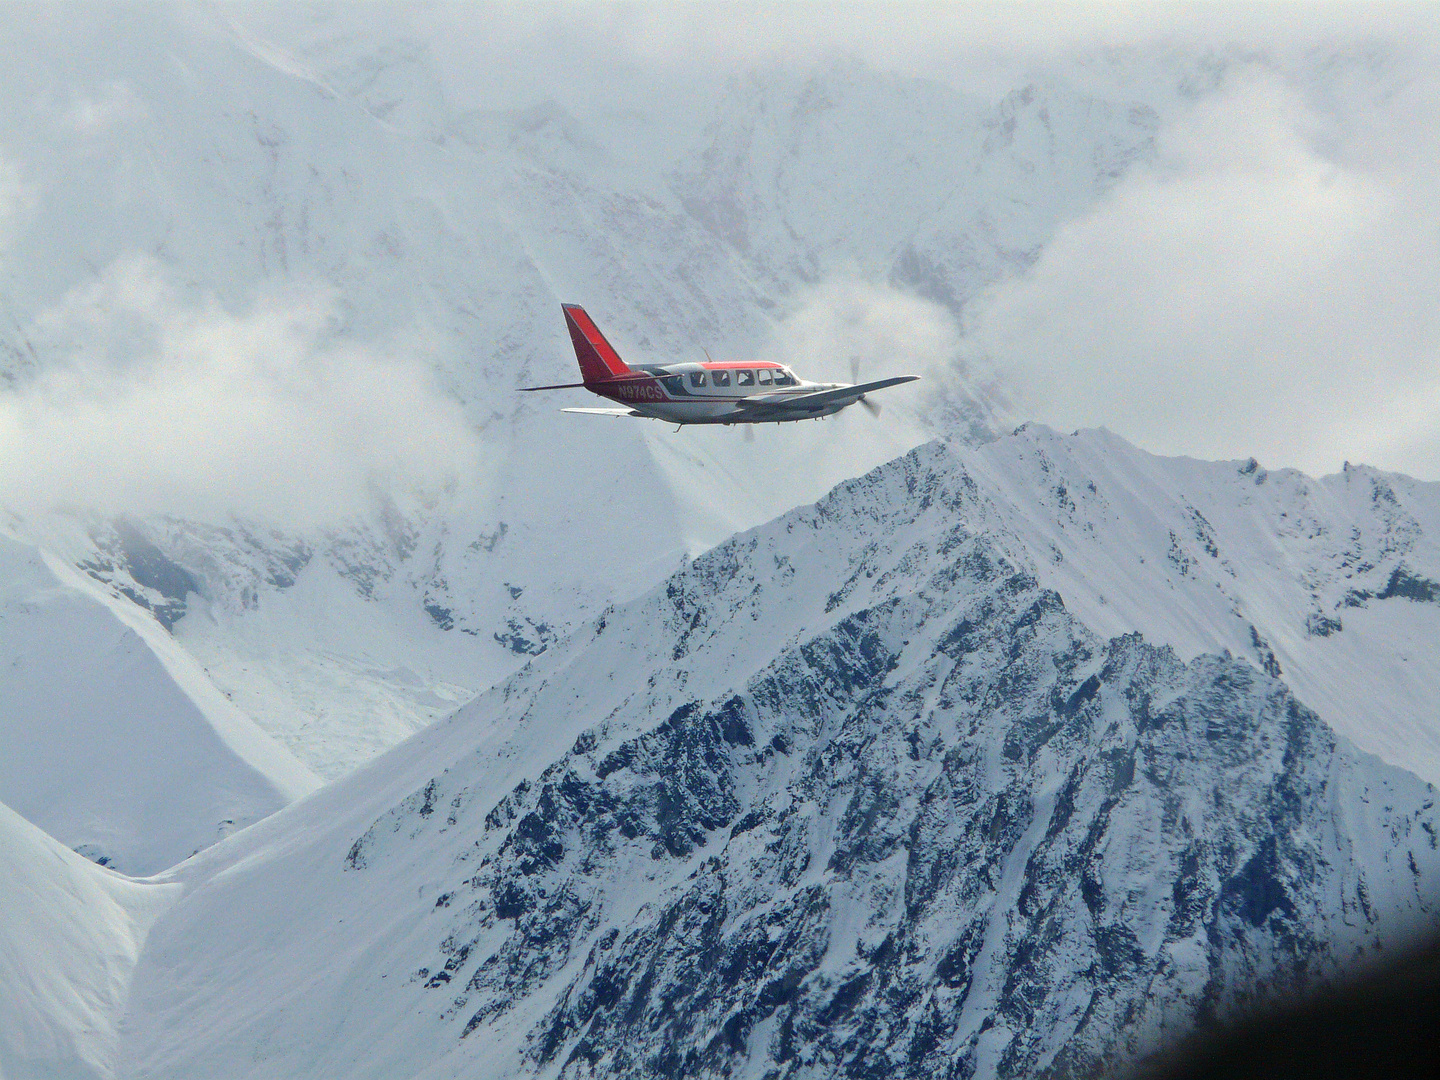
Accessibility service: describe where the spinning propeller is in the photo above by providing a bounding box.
[851,357,882,417]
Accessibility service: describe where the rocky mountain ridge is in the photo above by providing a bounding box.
[110,430,1440,1080]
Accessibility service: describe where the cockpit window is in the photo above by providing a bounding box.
[736,369,755,386]
[757,369,773,385]
[712,370,731,386]
[689,371,708,388]
[772,369,795,386]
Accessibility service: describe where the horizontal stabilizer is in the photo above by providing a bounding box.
[560,407,647,418]
[520,380,594,392]
[520,372,668,393]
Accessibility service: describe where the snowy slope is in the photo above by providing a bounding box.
[960,426,1440,784]
[0,800,178,1080]
[15,510,514,780]
[111,431,1440,1080]
[0,530,318,874]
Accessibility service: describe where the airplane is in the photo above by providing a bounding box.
[519,304,919,426]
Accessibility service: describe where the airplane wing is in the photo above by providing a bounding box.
[733,376,920,416]
[560,407,648,418]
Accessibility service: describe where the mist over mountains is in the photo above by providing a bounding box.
[4,0,1151,776]
[2,4,1439,1079]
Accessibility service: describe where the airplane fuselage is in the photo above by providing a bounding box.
[598,363,848,425]
[522,303,918,426]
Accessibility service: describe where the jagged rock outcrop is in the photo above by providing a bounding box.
[122,439,1440,1080]
[356,530,1438,1079]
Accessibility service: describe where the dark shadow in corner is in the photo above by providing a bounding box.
[1128,940,1440,1080]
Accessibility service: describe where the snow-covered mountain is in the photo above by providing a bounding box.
[4,9,1439,1079]
[0,529,317,875]
[948,426,1440,786]
[1,6,1428,799]
[100,427,1440,1080]
[0,800,177,1080]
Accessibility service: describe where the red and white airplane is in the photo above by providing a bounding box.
[521,304,919,425]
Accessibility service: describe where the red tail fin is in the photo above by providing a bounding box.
[563,304,631,384]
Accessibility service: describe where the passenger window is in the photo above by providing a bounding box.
[773,370,794,386]
[757,369,773,385]
[712,370,731,387]
[689,371,708,388]
[663,376,684,394]
[737,370,754,386]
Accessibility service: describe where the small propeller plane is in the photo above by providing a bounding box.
[520,304,919,425]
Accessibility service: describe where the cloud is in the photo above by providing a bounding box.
[0,256,480,527]
[759,274,1001,433]
[357,1,1440,117]
[760,276,961,385]
[0,150,34,247]
[631,276,987,549]
[967,64,1440,479]
[62,81,145,133]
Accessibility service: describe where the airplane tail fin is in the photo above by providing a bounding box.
[562,304,632,384]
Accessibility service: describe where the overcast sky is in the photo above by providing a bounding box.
[1,0,1437,530]
[970,54,1440,479]
[208,2,1440,481]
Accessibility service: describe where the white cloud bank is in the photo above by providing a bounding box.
[762,276,962,386]
[0,150,33,247]
[970,64,1440,479]
[0,257,478,527]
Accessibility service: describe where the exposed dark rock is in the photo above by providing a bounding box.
[1378,566,1440,603]
[332,462,1440,1080]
